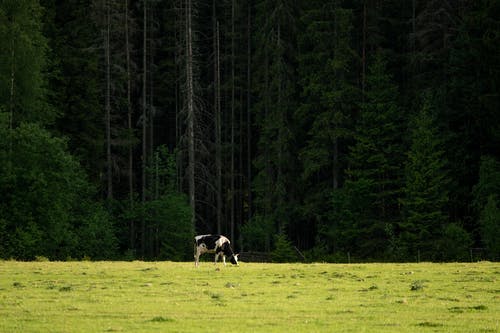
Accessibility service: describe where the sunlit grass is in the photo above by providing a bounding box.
[0,261,498,332]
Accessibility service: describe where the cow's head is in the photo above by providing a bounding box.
[230,253,239,265]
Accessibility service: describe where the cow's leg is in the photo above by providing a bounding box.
[222,255,227,266]
[194,245,200,268]
[194,244,197,267]
[214,253,219,265]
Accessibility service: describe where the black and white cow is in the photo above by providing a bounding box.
[194,234,239,267]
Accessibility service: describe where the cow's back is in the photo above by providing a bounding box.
[195,234,227,250]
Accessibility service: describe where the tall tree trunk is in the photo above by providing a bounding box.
[332,0,339,190]
[125,0,135,249]
[8,37,15,175]
[216,21,222,235]
[141,0,147,257]
[105,0,113,200]
[213,0,222,234]
[362,2,366,98]
[186,0,196,231]
[149,2,155,184]
[412,0,416,53]
[264,34,271,252]
[9,39,15,131]
[230,0,235,243]
[333,138,339,189]
[246,0,252,227]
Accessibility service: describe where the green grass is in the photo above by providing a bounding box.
[0,261,499,332]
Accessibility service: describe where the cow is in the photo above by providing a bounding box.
[194,234,239,267]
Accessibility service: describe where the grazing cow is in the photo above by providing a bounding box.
[194,234,239,267]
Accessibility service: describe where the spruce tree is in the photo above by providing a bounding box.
[480,195,500,260]
[46,0,103,180]
[341,51,404,258]
[401,92,449,260]
[246,0,299,251]
[473,156,500,260]
[296,0,358,253]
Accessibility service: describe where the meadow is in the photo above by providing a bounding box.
[0,260,498,332]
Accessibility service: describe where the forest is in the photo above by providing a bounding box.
[0,0,499,262]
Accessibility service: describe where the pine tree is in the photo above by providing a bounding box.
[296,0,359,251]
[340,51,404,258]
[43,0,103,181]
[472,156,500,260]
[0,0,52,126]
[480,195,500,260]
[445,0,500,230]
[298,1,357,191]
[401,92,450,259]
[142,146,193,260]
[246,0,299,251]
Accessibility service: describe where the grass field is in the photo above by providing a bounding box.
[0,260,498,332]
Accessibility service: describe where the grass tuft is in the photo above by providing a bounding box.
[150,316,174,323]
[59,285,73,292]
[417,322,444,327]
[450,304,488,313]
[210,293,222,300]
[225,282,238,288]
[410,280,424,291]
[472,305,488,310]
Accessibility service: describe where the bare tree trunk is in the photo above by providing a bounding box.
[276,23,284,234]
[174,9,181,192]
[213,0,222,235]
[263,31,271,252]
[246,0,252,226]
[239,77,244,241]
[125,0,135,249]
[230,0,235,243]
[9,40,15,131]
[105,0,113,200]
[186,0,196,231]
[141,0,147,257]
[412,0,416,53]
[362,2,366,98]
[332,0,339,190]
[8,38,15,175]
[149,3,155,184]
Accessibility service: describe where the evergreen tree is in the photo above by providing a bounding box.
[445,0,500,233]
[44,0,104,180]
[401,92,450,260]
[336,51,404,258]
[144,146,193,260]
[0,0,53,126]
[472,156,500,214]
[479,195,500,260]
[246,0,300,251]
[296,0,358,252]
[473,156,500,259]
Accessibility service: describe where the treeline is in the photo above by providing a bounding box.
[0,0,499,261]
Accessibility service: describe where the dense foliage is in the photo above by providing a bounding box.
[0,0,498,261]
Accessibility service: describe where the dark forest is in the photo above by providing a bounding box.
[1,0,499,262]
